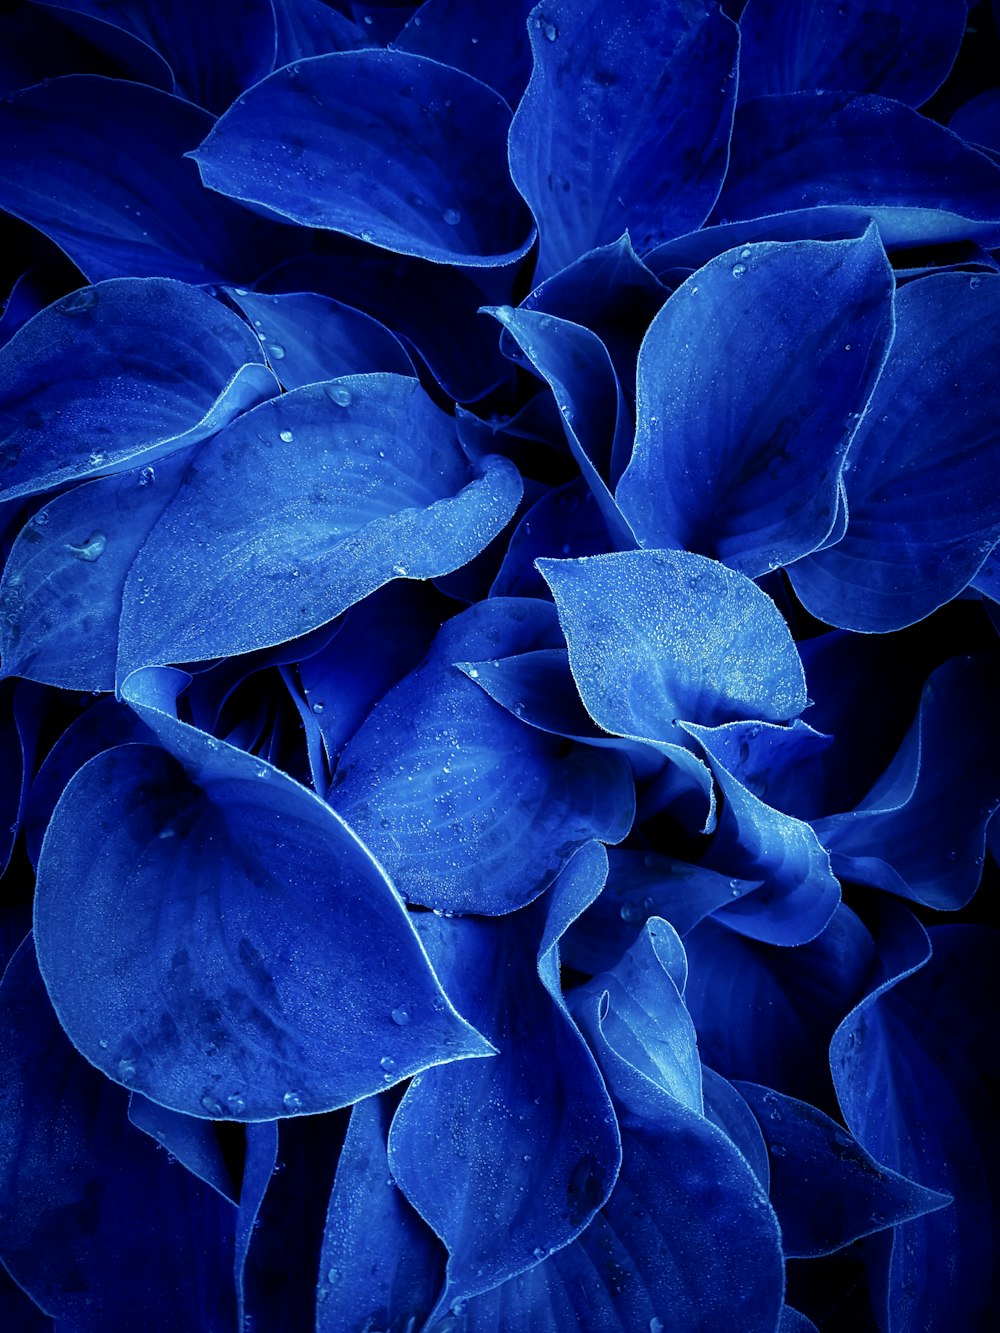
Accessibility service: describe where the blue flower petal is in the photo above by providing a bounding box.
[116,376,522,679]
[0,75,298,284]
[389,842,620,1310]
[738,0,966,106]
[33,665,494,1119]
[736,1081,950,1258]
[832,911,1000,1329]
[0,277,273,504]
[191,51,534,267]
[127,1092,237,1203]
[814,653,1000,910]
[789,274,1000,631]
[711,93,1000,237]
[224,288,414,388]
[331,599,634,913]
[616,228,895,577]
[509,0,738,278]
[0,936,237,1331]
[317,1093,445,1331]
[684,906,874,1109]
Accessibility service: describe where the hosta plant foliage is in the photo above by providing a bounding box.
[1,2,998,1331]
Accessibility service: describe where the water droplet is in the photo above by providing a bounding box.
[330,384,352,407]
[769,1142,787,1157]
[256,766,270,780]
[467,666,480,680]
[650,1320,666,1333]
[311,701,325,714]
[442,207,461,226]
[363,12,373,22]
[234,287,249,296]
[67,531,107,562]
[316,1287,329,1304]
[88,451,105,468]
[532,1246,547,1260]
[282,1090,303,1112]
[139,465,156,486]
[969,275,982,289]
[392,564,408,577]
[731,262,747,278]
[326,1267,340,1284]
[279,429,294,443]
[269,343,286,361]
[380,1055,396,1075]
[391,1007,411,1026]
[844,343,852,351]
[117,1057,136,1082]
[730,880,742,897]
[98,1038,109,1049]
[201,1095,223,1115]
[226,1092,247,1114]
[620,901,645,924]
[360,229,374,243]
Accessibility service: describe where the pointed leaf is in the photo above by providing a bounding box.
[0,75,298,284]
[509,0,738,278]
[115,375,522,677]
[331,599,634,914]
[789,274,1000,631]
[0,937,237,1332]
[616,228,895,577]
[0,277,273,504]
[33,666,494,1120]
[192,51,534,266]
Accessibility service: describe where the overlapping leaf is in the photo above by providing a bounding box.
[790,274,1000,631]
[616,229,895,577]
[33,665,494,1120]
[509,0,738,278]
[192,50,535,266]
[331,598,634,914]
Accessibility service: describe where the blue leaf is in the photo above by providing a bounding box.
[331,598,634,914]
[563,849,764,977]
[21,695,149,867]
[490,478,614,599]
[0,936,237,1331]
[684,905,874,1110]
[789,274,1000,631]
[394,0,537,108]
[0,75,299,284]
[1,449,193,690]
[537,550,807,801]
[738,0,967,106]
[127,1092,237,1204]
[0,277,273,504]
[950,88,1000,155]
[224,288,414,388]
[508,0,738,278]
[814,653,1000,911]
[50,0,277,112]
[115,376,522,679]
[317,1093,445,1331]
[234,1121,278,1332]
[487,306,637,548]
[616,228,895,577]
[238,1116,344,1333]
[389,842,619,1311]
[191,51,534,266]
[736,1082,949,1258]
[0,0,174,95]
[711,93,1000,239]
[702,1066,771,1193]
[832,913,1000,1329]
[262,248,517,403]
[33,665,494,1119]
[274,0,368,62]
[298,580,443,763]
